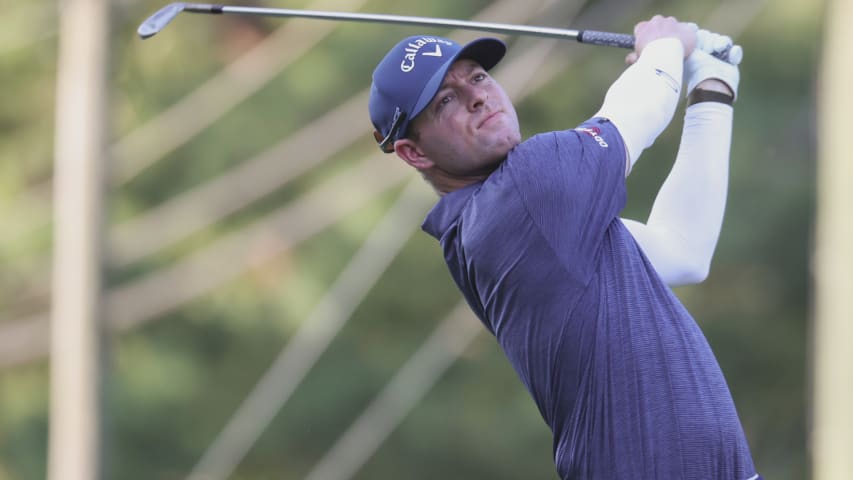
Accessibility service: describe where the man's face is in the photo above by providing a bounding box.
[402,59,522,178]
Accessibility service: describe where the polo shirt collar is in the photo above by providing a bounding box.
[421,181,482,239]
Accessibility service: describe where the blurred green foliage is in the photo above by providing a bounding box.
[0,0,821,478]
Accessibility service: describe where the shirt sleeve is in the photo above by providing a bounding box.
[507,118,627,282]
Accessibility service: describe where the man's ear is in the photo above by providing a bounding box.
[393,138,435,170]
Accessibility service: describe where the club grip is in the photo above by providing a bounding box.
[577,30,635,50]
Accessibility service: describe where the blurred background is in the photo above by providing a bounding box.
[0,0,825,478]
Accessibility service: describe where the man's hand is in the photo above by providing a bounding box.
[684,28,741,100]
[625,15,697,64]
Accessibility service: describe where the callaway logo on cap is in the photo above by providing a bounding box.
[399,36,453,72]
[369,35,506,153]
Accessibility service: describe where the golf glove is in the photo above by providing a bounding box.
[683,26,741,100]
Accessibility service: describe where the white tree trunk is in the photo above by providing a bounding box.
[49,0,110,479]
[813,0,853,478]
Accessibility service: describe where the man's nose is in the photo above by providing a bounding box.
[466,85,488,111]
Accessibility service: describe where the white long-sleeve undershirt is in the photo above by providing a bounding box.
[621,102,734,286]
[595,38,684,171]
[586,38,733,286]
[589,38,733,286]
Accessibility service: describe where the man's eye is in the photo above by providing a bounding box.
[437,94,453,110]
[473,73,486,82]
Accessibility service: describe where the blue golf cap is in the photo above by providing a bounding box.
[369,35,506,153]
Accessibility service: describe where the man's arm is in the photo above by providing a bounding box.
[593,16,695,173]
[621,32,741,286]
[621,82,733,285]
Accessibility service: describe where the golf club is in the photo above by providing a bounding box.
[138,3,743,65]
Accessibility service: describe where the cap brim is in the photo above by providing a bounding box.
[456,37,506,71]
[409,37,507,126]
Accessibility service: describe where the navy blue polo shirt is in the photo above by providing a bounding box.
[422,118,758,479]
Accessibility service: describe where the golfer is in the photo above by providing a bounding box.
[369,14,759,479]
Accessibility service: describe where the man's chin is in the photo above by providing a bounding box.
[470,154,508,177]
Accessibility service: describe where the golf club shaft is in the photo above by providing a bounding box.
[139,3,743,65]
[139,2,634,49]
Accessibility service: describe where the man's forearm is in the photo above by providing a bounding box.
[624,100,733,285]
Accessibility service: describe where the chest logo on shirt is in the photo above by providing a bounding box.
[576,126,609,148]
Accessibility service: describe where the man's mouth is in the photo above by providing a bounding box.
[478,111,503,129]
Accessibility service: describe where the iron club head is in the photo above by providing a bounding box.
[137,2,187,39]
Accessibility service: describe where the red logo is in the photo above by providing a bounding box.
[576,127,609,148]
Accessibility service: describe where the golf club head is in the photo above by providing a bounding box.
[138,2,186,39]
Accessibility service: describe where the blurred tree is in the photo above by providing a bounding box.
[812,0,853,478]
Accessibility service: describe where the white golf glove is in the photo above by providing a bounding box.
[683,25,741,101]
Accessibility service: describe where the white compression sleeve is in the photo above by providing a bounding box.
[595,38,684,171]
[621,101,734,286]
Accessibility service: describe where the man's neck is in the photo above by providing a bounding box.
[428,163,503,196]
